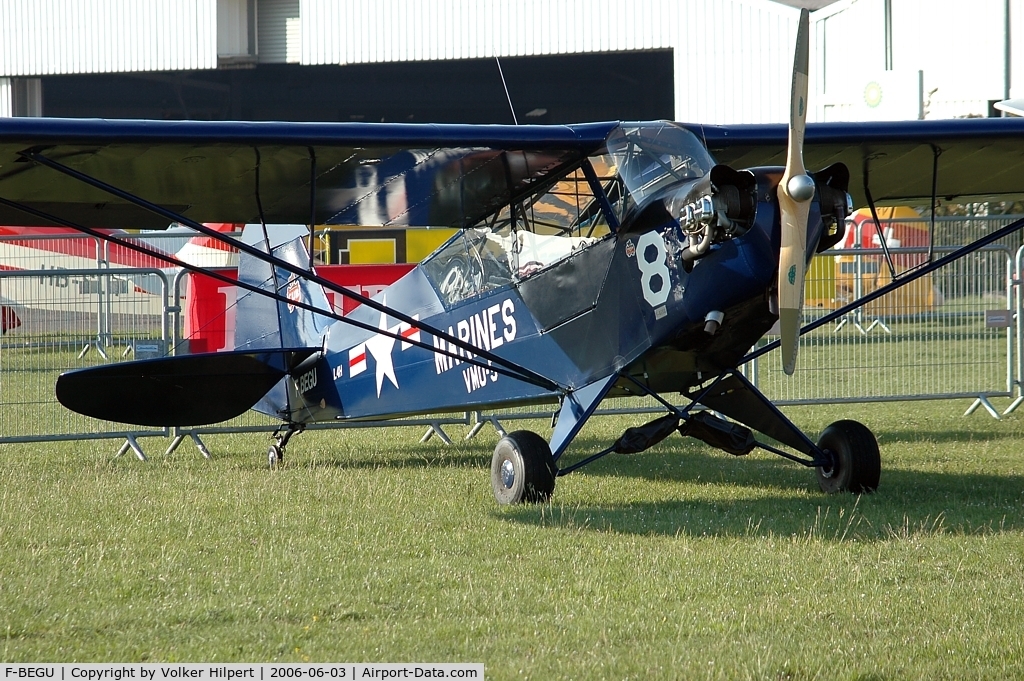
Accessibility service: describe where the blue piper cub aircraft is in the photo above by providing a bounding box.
[6,10,1024,504]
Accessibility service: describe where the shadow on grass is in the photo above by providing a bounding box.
[253,423,1024,540]
[293,440,493,472]
[873,428,1024,445]
[497,471,1024,539]
[558,428,1024,485]
[497,432,1024,539]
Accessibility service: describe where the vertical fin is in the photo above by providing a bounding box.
[235,229,333,352]
[234,226,333,419]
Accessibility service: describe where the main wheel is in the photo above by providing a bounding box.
[491,430,557,505]
[815,419,880,493]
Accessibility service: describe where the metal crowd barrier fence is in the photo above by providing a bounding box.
[1004,244,1024,415]
[1,216,1023,456]
[0,231,467,457]
[477,238,1019,427]
[745,244,1014,417]
[0,266,171,445]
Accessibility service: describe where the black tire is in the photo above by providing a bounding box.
[815,419,880,494]
[491,430,557,505]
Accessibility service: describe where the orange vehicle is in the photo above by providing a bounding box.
[827,206,938,316]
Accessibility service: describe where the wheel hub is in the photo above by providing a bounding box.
[818,448,836,478]
[500,458,515,489]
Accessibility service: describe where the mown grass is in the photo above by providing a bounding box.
[2,401,1024,679]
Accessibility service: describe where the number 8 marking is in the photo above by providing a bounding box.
[635,231,671,307]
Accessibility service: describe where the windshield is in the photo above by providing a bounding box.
[605,123,714,208]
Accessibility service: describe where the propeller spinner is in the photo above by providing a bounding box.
[777,8,813,375]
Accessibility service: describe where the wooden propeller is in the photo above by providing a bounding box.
[778,8,813,376]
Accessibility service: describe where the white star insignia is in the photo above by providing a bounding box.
[364,299,402,398]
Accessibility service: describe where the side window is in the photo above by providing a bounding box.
[421,158,623,306]
[422,228,513,307]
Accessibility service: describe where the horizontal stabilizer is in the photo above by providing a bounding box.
[56,349,317,427]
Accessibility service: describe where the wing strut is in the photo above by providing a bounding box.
[861,159,898,280]
[927,144,942,264]
[14,148,568,394]
[0,193,564,396]
[307,146,317,266]
[252,147,284,300]
[580,158,620,233]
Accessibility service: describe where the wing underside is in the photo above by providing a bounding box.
[0,119,618,230]
[684,117,1024,208]
[6,117,1024,232]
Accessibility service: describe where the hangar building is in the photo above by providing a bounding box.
[0,0,1019,123]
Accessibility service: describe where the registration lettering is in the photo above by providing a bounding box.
[293,367,317,394]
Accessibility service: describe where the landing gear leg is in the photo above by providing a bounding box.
[671,371,883,493]
[268,423,305,468]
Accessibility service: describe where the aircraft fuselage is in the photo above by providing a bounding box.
[271,163,844,425]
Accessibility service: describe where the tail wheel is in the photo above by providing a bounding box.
[491,430,556,505]
[815,419,880,494]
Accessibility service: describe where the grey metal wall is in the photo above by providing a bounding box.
[258,0,300,64]
[0,0,801,125]
[299,0,801,124]
[0,79,10,117]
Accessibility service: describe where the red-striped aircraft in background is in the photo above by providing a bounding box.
[0,223,239,332]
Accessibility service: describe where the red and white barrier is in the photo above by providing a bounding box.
[183,264,414,353]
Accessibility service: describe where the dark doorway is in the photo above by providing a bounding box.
[41,50,674,124]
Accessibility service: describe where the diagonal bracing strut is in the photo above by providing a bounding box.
[0,193,561,393]
[745,214,1024,363]
[15,148,568,394]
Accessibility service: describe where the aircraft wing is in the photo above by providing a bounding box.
[0,118,617,230]
[682,117,1024,209]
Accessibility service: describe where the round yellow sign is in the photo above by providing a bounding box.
[864,81,883,108]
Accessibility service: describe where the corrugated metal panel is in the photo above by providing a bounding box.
[0,78,11,117]
[218,0,252,57]
[11,78,43,116]
[671,0,798,124]
[0,0,218,76]
[301,0,684,68]
[0,0,798,124]
[258,0,301,63]
[298,0,797,124]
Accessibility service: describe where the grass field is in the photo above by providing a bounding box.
[2,400,1024,679]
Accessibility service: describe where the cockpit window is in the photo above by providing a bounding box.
[606,122,714,209]
[421,124,709,307]
[422,163,612,307]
